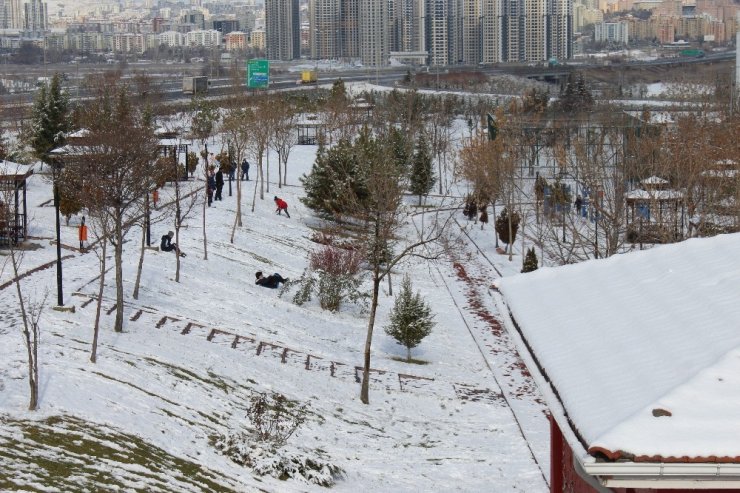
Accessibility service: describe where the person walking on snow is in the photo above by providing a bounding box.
[215,167,224,201]
[79,216,88,251]
[241,159,250,181]
[274,196,290,218]
[207,168,216,206]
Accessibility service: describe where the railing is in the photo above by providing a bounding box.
[0,213,25,247]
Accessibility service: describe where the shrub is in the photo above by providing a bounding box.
[286,242,367,312]
[495,207,520,245]
[521,247,538,273]
[309,243,363,276]
[213,392,343,487]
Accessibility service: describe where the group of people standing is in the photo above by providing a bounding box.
[205,155,254,207]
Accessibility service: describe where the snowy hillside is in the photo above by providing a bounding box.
[0,133,550,491]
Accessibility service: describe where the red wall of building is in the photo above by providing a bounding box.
[549,415,732,493]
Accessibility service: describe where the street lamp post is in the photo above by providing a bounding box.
[52,163,63,306]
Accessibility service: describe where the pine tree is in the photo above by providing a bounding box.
[385,274,435,361]
[29,73,69,162]
[387,126,411,176]
[300,138,365,216]
[495,207,520,245]
[408,134,435,206]
[521,247,538,273]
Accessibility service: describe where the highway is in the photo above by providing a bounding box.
[0,51,734,118]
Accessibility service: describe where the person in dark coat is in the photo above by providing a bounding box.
[161,231,185,257]
[274,196,290,218]
[241,159,250,181]
[215,168,224,201]
[207,168,216,206]
[228,161,236,181]
[255,271,288,289]
[574,195,583,215]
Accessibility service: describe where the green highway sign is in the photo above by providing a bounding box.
[247,59,270,89]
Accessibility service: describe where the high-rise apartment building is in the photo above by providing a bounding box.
[390,0,423,53]
[24,0,47,33]
[423,0,451,66]
[266,0,300,60]
[359,0,389,66]
[339,0,359,59]
[460,0,481,64]
[481,0,504,63]
[306,0,571,65]
[309,0,340,59]
[5,0,23,29]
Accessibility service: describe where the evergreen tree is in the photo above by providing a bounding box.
[386,126,411,176]
[329,78,346,102]
[384,274,435,361]
[495,207,520,245]
[29,73,69,162]
[300,139,363,216]
[556,72,593,115]
[521,247,538,273]
[408,134,435,206]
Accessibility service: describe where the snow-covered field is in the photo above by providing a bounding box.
[0,127,550,491]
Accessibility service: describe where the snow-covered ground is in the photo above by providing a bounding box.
[0,126,550,491]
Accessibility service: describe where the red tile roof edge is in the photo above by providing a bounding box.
[588,446,740,463]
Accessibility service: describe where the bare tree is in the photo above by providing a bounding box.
[2,171,46,410]
[190,96,220,260]
[61,83,161,332]
[349,132,452,405]
[86,203,113,363]
[245,99,272,210]
[270,99,298,188]
[221,103,250,241]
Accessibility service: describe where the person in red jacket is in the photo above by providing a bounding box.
[79,216,88,251]
[274,196,290,218]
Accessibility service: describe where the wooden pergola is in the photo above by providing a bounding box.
[625,176,685,243]
[0,161,34,246]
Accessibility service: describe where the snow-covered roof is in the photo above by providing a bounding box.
[67,128,91,138]
[624,189,684,200]
[640,176,668,185]
[498,233,740,462]
[0,160,34,179]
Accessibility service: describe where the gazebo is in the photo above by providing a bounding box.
[625,176,684,243]
[0,160,34,246]
[296,114,323,145]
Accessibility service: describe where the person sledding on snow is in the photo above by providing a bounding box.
[255,271,288,289]
[274,196,290,218]
[161,231,186,257]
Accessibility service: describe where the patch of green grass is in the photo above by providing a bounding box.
[0,414,244,492]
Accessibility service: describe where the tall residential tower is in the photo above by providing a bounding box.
[265,0,300,60]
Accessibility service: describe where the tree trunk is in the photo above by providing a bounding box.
[114,216,124,333]
[202,155,209,261]
[282,155,289,187]
[11,251,37,410]
[251,167,259,213]
[174,178,182,283]
[406,346,411,362]
[231,169,242,243]
[132,222,145,300]
[266,151,270,193]
[91,239,107,363]
[360,271,381,405]
[258,151,265,200]
[277,151,282,188]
